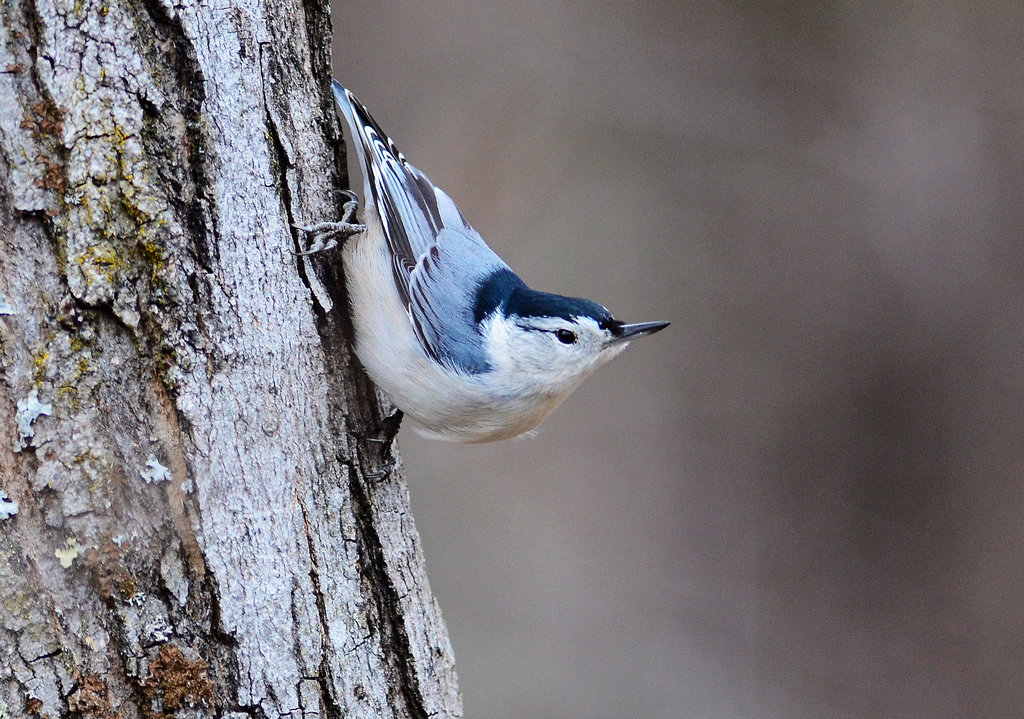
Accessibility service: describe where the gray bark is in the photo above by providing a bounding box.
[0,0,460,715]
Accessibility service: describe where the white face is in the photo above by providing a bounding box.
[482,314,630,397]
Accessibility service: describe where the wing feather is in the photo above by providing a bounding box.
[333,81,507,374]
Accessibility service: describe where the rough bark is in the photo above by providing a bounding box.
[0,0,460,716]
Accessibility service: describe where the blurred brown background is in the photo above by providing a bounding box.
[331,3,1024,718]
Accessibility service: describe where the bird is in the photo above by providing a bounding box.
[296,80,669,443]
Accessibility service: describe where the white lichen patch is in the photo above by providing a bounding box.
[0,490,18,520]
[55,537,82,568]
[140,454,171,483]
[14,389,52,452]
[0,293,14,315]
[145,618,173,644]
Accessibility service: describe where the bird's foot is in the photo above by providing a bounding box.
[293,189,366,256]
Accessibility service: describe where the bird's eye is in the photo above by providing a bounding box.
[555,329,577,344]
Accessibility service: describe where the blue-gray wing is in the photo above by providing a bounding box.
[407,225,508,373]
[333,80,508,374]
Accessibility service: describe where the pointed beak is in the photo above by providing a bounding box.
[607,320,670,345]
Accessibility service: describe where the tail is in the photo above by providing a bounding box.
[331,79,381,216]
[331,80,455,259]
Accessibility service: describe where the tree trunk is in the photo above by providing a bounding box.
[0,0,460,715]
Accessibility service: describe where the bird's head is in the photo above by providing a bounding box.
[476,271,668,397]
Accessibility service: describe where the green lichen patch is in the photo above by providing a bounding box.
[74,243,126,290]
[62,90,175,316]
[31,346,50,385]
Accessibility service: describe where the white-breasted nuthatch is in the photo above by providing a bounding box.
[297,80,668,442]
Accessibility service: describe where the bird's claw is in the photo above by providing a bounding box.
[292,190,366,256]
[292,222,366,255]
